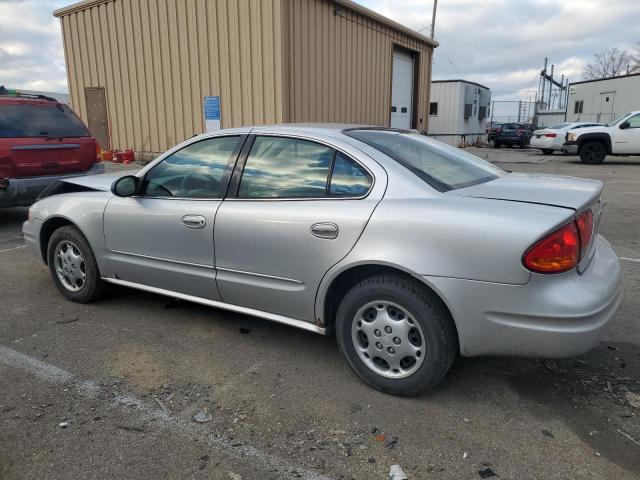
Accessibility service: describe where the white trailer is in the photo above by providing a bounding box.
[428,80,491,146]
[566,73,640,124]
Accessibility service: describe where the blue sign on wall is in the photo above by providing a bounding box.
[203,96,221,132]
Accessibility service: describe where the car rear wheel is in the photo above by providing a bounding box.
[541,149,554,155]
[494,141,501,148]
[47,225,106,303]
[335,274,457,396]
[579,141,607,164]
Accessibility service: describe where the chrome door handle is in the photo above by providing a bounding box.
[311,222,339,239]
[182,215,206,229]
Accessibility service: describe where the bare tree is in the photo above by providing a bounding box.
[583,48,631,79]
[630,43,640,74]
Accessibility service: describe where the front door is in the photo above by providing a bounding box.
[612,113,640,154]
[598,91,616,124]
[85,87,110,149]
[214,134,385,322]
[103,135,244,299]
[390,48,414,130]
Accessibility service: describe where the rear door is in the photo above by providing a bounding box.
[104,135,245,300]
[214,133,386,322]
[0,101,95,178]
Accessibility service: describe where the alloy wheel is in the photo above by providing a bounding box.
[54,240,87,292]
[351,300,426,379]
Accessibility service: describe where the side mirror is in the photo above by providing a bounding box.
[111,175,139,197]
[620,121,630,130]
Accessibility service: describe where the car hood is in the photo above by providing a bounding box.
[567,125,604,135]
[449,172,602,211]
[62,171,132,191]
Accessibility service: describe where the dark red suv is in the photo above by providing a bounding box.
[0,88,104,207]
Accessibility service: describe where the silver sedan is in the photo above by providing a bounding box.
[23,125,622,396]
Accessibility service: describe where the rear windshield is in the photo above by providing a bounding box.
[345,129,504,191]
[0,103,90,138]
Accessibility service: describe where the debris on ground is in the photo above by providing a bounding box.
[626,391,640,409]
[58,421,68,428]
[463,417,470,423]
[541,429,554,438]
[606,381,613,393]
[116,424,145,433]
[154,396,170,415]
[56,318,78,325]
[193,408,213,423]
[541,360,557,372]
[239,327,251,334]
[385,436,398,449]
[374,434,385,442]
[478,467,497,478]
[617,429,640,447]
[463,451,469,459]
[388,464,408,480]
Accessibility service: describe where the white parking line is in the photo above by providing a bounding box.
[0,245,28,253]
[0,345,333,480]
[620,257,640,263]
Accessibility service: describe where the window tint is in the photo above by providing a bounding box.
[345,129,504,191]
[329,152,372,197]
[239,136,333,198]
[0,103,90,138]
[142,136,241,198]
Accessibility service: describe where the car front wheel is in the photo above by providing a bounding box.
[335,275,458,396]
[47,225,106,303]
[579,141,607,164]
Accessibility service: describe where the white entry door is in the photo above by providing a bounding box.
[598,92,616,123]
[390,48,414,129]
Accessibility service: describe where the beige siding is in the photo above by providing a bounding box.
[282,0,433,131]
[57,0,284,152]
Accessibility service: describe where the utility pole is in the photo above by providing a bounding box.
[431,0,438,39]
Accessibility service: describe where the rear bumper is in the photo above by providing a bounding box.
[530,137,559,150]
[0,163,105,207]
[423,235,622,358]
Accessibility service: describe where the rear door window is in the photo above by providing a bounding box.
[0,103,90,138]
[238,136,333,198]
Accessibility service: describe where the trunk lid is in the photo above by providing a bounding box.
[449,172,602,212]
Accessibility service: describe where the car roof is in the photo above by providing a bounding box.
[0,96,60,106]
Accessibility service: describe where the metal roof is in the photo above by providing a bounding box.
[53,0,437,47]
[569,72,640,86]
[431,79,491,91]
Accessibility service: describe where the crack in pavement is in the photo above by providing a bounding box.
[0,345,334,480]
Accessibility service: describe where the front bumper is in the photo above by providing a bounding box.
[0,163,105,208]
[22,217,45,262]
[424,235,622,358]
[562,141,578,154]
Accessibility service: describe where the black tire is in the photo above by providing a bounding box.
[335,274,458,396]
[541,149,554,155]
[494,141,501,148]
[47,225,106,303]
[579,141,607,164]
[507,143,513,148]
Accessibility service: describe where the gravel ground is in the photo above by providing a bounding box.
[1,151,639,480]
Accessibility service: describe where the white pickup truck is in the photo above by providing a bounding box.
[563,111,640,164]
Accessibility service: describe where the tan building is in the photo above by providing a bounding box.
[55,0,436,154]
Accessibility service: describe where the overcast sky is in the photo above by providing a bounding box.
[1,0,639,102]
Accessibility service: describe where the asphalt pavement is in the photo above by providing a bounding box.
[1,152,639,479]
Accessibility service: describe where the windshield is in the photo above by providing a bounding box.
[345,129,505,191]
[0,103,90,138]
[606,113,631,127]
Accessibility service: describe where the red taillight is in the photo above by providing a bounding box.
[523,222,580,273]
[576,210,594,257]
[517,129,525,135]
[523,210,594,274]
[544,133,557,138]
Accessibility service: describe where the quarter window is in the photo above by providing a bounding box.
[142,136,241,198]
[329,152,372,197]
[238,136,333,198]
